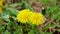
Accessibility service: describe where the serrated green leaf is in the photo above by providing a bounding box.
[2,14,10,22]
[7,8,18,16]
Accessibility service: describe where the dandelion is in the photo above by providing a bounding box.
[17,9,45,25]
[29,13,45,25]
[0,0,3,12]
[0,7,2,12]
[17,9,32,23]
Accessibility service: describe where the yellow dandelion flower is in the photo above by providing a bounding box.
[0,0,3,12]
[0,7,2,11]
[0,0,3,6]
[17,9,33,23]
[29,13,45,25]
